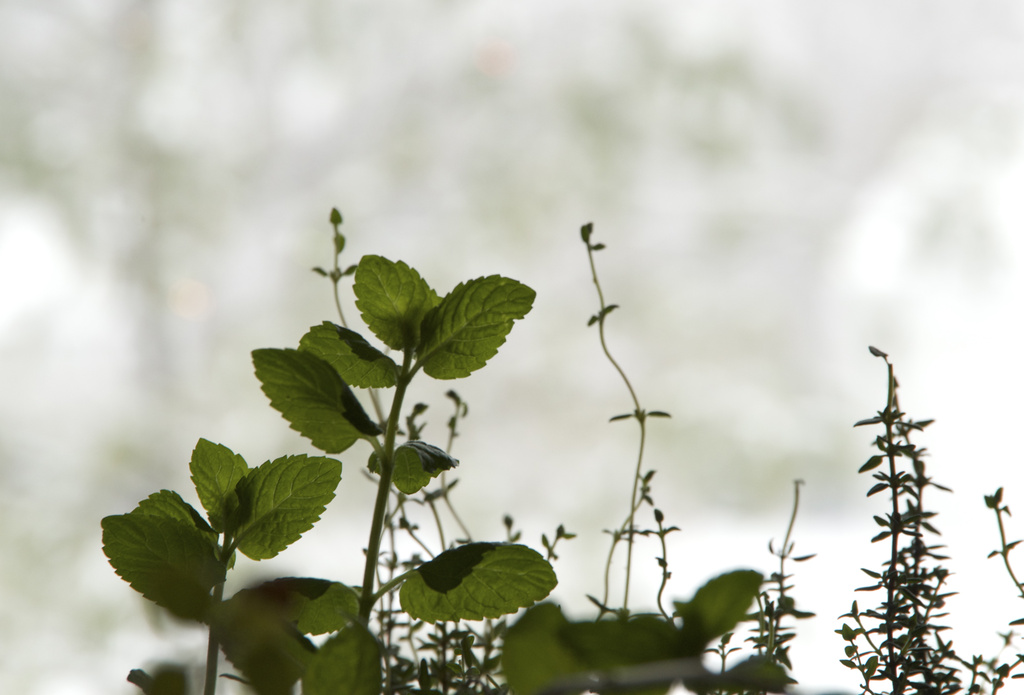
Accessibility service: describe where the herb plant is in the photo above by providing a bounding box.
[100,211,1024,695]
[102,209,555,695]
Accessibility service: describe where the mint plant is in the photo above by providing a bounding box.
[102,209,556,695]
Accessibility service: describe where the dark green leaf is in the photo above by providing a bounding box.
[416,275,535,380]
[329,208,342,226]
[298,322,398,388]
[401,543,556,622]
[253,348,380,453]
[353,255,439,351]
[101,511,225,621]
[210,589,315,695]
[390,440,459,494]
[303,623,382,695]
[233,578,360,636]
[233,454,342,560]
[503,603,586,695]
[190,439,249,533]
[868,345,888,358]
[127,666,188,695]
[867,482,889,497]
[859,455,884,473]
[673,569,763,655]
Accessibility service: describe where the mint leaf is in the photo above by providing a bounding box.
[253,348,381,453]
[391,440,459,494]
[236,577,360,636]
[134,489,215,536]
[353,255,439,351]
[400,543,556,621]
[233,454,342,560]
[299,322,398,388]
[210,589,315,695]
[502,604,585,695]
[303,623,382,695]
[190,439,249,533]
[674,569,763,655]
[416,275,535,379]
[101,511,225,621]
[503,607,681,695]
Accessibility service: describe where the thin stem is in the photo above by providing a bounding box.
[881,358,902,690]
[359,350,415,621]
[585,231,645,612]
[203,581,225,695]
[203,539,234,695]
[994,504,1024,599]
[328,218,386,425]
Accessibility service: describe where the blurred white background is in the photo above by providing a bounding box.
[3,1,1024,693]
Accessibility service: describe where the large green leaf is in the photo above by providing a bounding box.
[210,588,316,695]
[390,440,459,494]
[189,439,248,533]
[400,543,556,622]
[505,607,680,695]
[252,348,381,453]
[298,322,398,388]
[303,623,382,695]
[502,603,589,695]
[234,577,360,636]
[674,569,764,656]
[416,275,535,379]
[505,588,787,695]
[101,510,225,621]
[353,255,439,351]
[233,454,342,560]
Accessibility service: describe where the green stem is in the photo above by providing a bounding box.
[203,581,225,695]
[359,350,415,621]
[994,504,1024,600]
[585,234,644,612]
[203,541,233,695]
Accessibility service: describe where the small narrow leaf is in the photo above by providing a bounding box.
[298,322,398,388]
[233,455,342,560]
[867,482,889,497]
[190,439,249,533]
[303,623,382,695]
[859,455,884,473]
[353,255,439,351]
[416,275,535,380]
[253,348,381,453]
[391,440,459,494]
[102,512,225,621]
[868,345,888,358]
[400,543,556,622]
